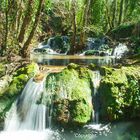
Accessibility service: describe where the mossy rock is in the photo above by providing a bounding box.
[85,50,99,56]
[0,63,6,78]
[98,66,140,121]
[0,63,39,123]
[41,63,93,128]
[47,36,70,53]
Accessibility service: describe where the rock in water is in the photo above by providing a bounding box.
[41,63,94,128]
[98,66,140,121]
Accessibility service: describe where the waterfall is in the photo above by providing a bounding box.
[92,71,101,124]
[85,71,111,133]
[4,78,47,131]
[0,76,62,140]
[113,43,129,59]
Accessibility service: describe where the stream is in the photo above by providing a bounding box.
[0,40,139,140]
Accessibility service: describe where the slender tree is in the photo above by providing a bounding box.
[118,0,124,25]
[70,0,77,54]
[105,0,112,30]
[18,0,33,45]
[21,0,44,57]
[112,0,117,28]
[0,0,9,56]
[80,0,92,46]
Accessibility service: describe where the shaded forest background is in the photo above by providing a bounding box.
[0,0,140,58]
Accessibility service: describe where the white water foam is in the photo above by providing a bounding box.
[0,129,55,140]
[113,43,129,59]
[92,71,101,124]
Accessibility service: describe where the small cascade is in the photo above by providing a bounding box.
[92,71,101,124]
[45,90,54,128]
[5,78,47,131]
[86,71,111,134]
[47,37,54,47]
[113,43,129,59]
[33,36,69,55]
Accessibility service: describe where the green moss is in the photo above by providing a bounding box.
[85,50,99,56]
[7,74,28,96]
[14,62,39,77]
[70,99,91,124]
[99,66,140,121]
[0,63,6,78]
[42,64,93,127]
[6,63,39,97]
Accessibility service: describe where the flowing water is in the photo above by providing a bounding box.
[92,71,101,124]
[113,43,129,59]
[0,77,61,140]
[0,40,138,140]
[4,78,46,131]
[0,71,140,140]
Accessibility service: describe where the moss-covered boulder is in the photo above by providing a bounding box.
[0,63,6,78]
[0,63,39,122]
[85,50,100,56]
[43,36,70,54]
[41,63,93,128]
[98,66,140,121]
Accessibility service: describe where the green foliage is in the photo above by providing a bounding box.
[90,0,104,26]
[0,0,140,55]
[86,25,104,37]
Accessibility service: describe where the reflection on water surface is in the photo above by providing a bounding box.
[31,53,116,66]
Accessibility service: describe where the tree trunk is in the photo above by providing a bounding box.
[80,0,91,46]
[112,0,117,28]
[105,0,113,30]
[16,0,24,38]
[70,0,77,54]
[21,0,44,58]
[1,0,9,56]
[18,0,33,44]
[123,0,129,21]
[118,0,124,25]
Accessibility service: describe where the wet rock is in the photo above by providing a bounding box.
[85,50,100,56]
[0,63,6,78]
[41,64,94,127]
[38,36,70,54]
[98,66,140,121]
